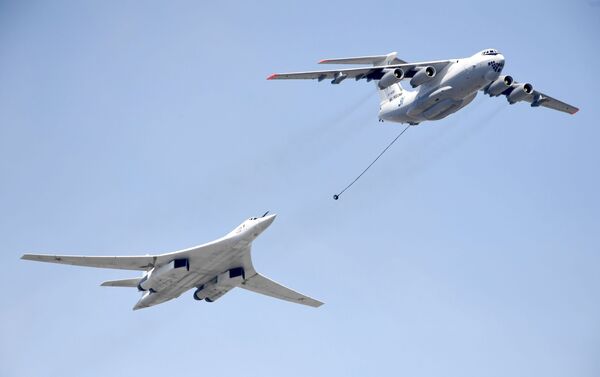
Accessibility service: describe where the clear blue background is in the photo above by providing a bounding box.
[1,1,598,376]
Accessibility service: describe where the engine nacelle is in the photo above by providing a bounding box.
[486,75,514,97]
[507,83,534,104]
[378,68,405,89]
[193,267,245,302]
[138,258,189,292]
[331,72,347,84]
[409,66,436,88]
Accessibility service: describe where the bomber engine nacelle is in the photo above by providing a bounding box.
[193,267,245,302]
[507,83,534,104]
[138,258,189,292]
[486,75,514,97]
[378,68,405,89]
[409,66,436,88]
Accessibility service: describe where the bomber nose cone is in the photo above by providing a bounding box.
[262,214,277,227]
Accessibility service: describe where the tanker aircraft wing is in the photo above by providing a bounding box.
[267,60,452,82]
[497,80,579,114]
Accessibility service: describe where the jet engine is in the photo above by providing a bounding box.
[486,75,514,97]
[378,68,405,89]
[507,83,534,104]
[331,72,347,84]
[193,267,245,302]
[409,66,436,88]
[137,258,189,292]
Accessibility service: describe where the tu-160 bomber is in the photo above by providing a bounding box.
[268,49,578,125]
[21,213,323,310]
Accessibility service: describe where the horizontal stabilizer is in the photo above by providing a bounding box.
[101,278,140,288]
[319,53,406,66]
[241,273,323,308]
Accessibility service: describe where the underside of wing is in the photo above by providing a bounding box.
[267,60,452,82]
[21,254,156,271]
[240,273,323,308]
[267,67,376,81]
[490,76,579,115]
[524,90,579,115]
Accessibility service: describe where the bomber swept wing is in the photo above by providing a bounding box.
[21,254,157,270]
[21,240,223,271]
[241,272,323,307]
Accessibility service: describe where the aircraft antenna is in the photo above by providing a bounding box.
[333,125,410,200]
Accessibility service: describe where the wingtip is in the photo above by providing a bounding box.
[318,59,329,64]
[300,297,324,308]
[266,73,277,80]
[571,108,579,115]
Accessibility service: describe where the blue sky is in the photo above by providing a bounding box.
[1,1,599,376]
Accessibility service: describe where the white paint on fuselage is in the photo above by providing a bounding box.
[379,49,505,124]
[133,215,276,309]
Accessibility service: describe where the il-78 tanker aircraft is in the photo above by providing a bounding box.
[268,49,578,124]
[22,213,323,310]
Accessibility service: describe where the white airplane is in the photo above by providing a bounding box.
[268,49,578,125]
[21,213,323,310]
